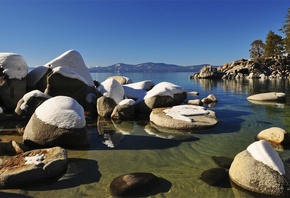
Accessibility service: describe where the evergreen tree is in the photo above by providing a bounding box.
[264,30,284,57]
[280,8,290,54]
[249,39,265,58]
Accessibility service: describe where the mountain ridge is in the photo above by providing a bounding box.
[88,62,215,73]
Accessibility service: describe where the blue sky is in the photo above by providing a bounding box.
[0,1,289,67]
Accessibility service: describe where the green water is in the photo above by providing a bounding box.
[1,73,290,197]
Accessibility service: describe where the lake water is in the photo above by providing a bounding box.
[1,72,290,197]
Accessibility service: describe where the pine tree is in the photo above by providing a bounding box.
[249,39,265,58]
[280,8,290,54]
[264,30,284,57]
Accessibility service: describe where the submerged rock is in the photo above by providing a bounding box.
[247,92,286,102]
[110,172,161,197]
[200,168,230,188]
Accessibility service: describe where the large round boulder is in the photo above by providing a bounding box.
[257,127,289,145]
[229,140,290,196]
[23,96,90,149]
[149,105,218,132]
[0,146,67,188]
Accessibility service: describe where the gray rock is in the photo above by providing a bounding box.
[97,96,117,118]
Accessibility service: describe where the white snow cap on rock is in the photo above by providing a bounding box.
[119,98,135,106]
[35,96,86,129]
[44,50,94,87]
[163,105,209,122]
[52,66,89,85]
[0,53,28,79]
[98,78,125,104]
[20,90,51,110]
[144,82,185,99]
[247,140,285,175]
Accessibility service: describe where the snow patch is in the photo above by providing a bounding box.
[44,50,94,87]
[52,66,89,85]
[98,78,125,104]
[119,99,135,106]
[35,96,86,129]
[25,154,45,166]
[123,80,154,90]
[20,90,51,110]
[247,140,285,175]
[0,53,28,79]
[163,105,209,122]
[144,82,185,99]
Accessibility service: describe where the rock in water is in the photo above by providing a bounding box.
[110,172,161,197]
[229,140,290,196]
[0,146,67,188]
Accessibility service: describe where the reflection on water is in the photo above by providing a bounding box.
[2,72,290,197]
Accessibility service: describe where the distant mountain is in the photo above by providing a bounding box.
[88,62,211,73]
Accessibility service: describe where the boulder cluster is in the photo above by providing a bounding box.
[190,55,290,79]
[0,49,218,193]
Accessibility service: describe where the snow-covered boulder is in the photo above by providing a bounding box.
[123,80,155,91]
[0,53,28,80]
[15,90,51,116]
[150,105,218,132]
[23,96,90,149]
[122,80,154,102]
[111,99,135,120]
[44,49,95,87]
[0,53,28,112]
[0,146,67,188]
[98,78,125,104]
[247,92,286,102]
[229,140,290,196]
[136,82,187,114]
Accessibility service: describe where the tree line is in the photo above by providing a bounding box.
[249,8,290,58]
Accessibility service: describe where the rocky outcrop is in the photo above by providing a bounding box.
[0,146,67,188]
[229,140,290,196]
[23,96,90,149]
[190,55,290,79]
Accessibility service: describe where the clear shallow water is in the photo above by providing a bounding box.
[1,72,290,197]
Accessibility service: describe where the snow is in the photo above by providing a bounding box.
[144,82,185,99]
[247,140,285,175]
[123,80,155,90]
[0,53,28,80]
[163,105,209,122]
[119,98,135,106]
[98,78,125,104]
[44,50,94,87]
[122,86,146,103]
[35,96,86,129]
[27,66,49,87]
[0,107,3,114]
[20,90,51,110]
[52,66,89,85]
[25,154,45,166]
